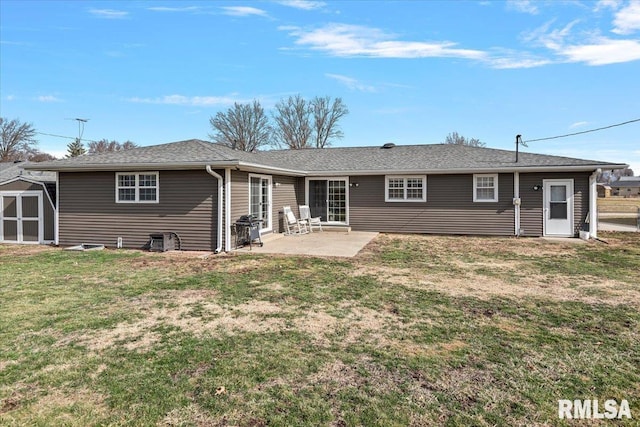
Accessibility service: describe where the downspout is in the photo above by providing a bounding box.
[55,171,59,246]
[224,168,231,252]
[206,165,223,254]
[589,169,600,239]
[513,171,521,236]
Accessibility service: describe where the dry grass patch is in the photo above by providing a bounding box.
[62,290,287,352]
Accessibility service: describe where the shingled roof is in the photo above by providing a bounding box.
[25,139,626,174]
[0,161,56,183]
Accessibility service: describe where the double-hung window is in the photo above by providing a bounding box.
[473,174,498,202]
[385,176,427,202]
[116,172,159,203]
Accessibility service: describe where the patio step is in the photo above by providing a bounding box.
[319,225,352,233]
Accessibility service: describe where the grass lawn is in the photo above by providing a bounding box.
[1,233,639,426]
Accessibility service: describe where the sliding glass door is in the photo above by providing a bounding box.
[307,178,348,223]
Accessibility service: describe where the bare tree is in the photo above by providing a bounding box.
[273,95,312,149]
[28,151,57,162]
[209,100,272,152]
[443,131,486,147]
[0,117,38,161]
[87,139,138,154]
[612,167,635,180]
[311,96,348,148]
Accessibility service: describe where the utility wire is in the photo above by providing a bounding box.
[35,131,100,144]
[523,118,640,143]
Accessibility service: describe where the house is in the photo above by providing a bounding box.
[0,161,57,244]
[22,139,627,251]
[597,183,612,198]
[610,176,640,197]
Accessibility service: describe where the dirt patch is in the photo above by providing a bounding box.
[28,387,108,419]
[0,359,19,372]
[352,234,640,307]
[295,310,339,345]
[160,403,218,426]
[61,290,285,352]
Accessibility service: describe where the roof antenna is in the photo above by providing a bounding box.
[515,135,527,162]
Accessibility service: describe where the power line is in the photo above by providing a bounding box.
[523,118,640,143]
[36,131,99,144]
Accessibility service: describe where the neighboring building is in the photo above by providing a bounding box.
[597,183,612,198]
[0,161,57,244]
[23,139,627,251]
[610,176,640,197]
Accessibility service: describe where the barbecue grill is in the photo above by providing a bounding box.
[234,215,264,250]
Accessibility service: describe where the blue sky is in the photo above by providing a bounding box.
[1,0,639,173]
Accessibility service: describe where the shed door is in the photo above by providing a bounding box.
[0,192,43,244]
[543,180,574,237]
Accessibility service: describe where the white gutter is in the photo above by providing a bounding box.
[224,168,232,252]
[514,172,520,236]
[589,169,600,239]
[25,161,628,177]
[301,164,630,176]
[205,165,224,254]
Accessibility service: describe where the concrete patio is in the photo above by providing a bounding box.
[234,231,379,257]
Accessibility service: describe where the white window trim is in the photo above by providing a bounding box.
[115,172,159,204]
[473,173,499,203]
[385,175,427,202]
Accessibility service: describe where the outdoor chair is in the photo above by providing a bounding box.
[299,205,323,232]
[283,206,308,235]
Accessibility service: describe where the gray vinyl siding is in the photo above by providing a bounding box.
[58,170,220,250]
[230,170,249,234]
[0,179,55,241]
[519,172,590,237]
[230,170,303,235]
[349,173,515,235]
[272,175,304,233]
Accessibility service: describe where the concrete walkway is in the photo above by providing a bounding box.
[234,231,379,257]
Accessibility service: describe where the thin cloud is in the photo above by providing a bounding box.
[325,74,376,92]
[6,95,16,101]
[282,23,486,59]
[526,20,640,65]
[128,95,244,106]
[570,121,589,129]
[487,56,552,69]
[89,9,129,19]
[506,0,539,15]
[562,37,640,65]
[147,6,203,13]
[277,1,326,10]
[594,0,623,12]
[612,0,640,35]
[220,6,268,17]
[37,95,62,102]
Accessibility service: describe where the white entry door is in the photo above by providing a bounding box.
[543,180,574,237]
[0,191,43,243]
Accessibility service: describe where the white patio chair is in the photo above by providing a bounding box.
[283,206,308,235]
[299,205,323,232]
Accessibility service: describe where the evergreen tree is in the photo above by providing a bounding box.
[66,138,86,157]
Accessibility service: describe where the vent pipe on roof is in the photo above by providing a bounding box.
[381,142,396,149]
[515,135,527,163]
